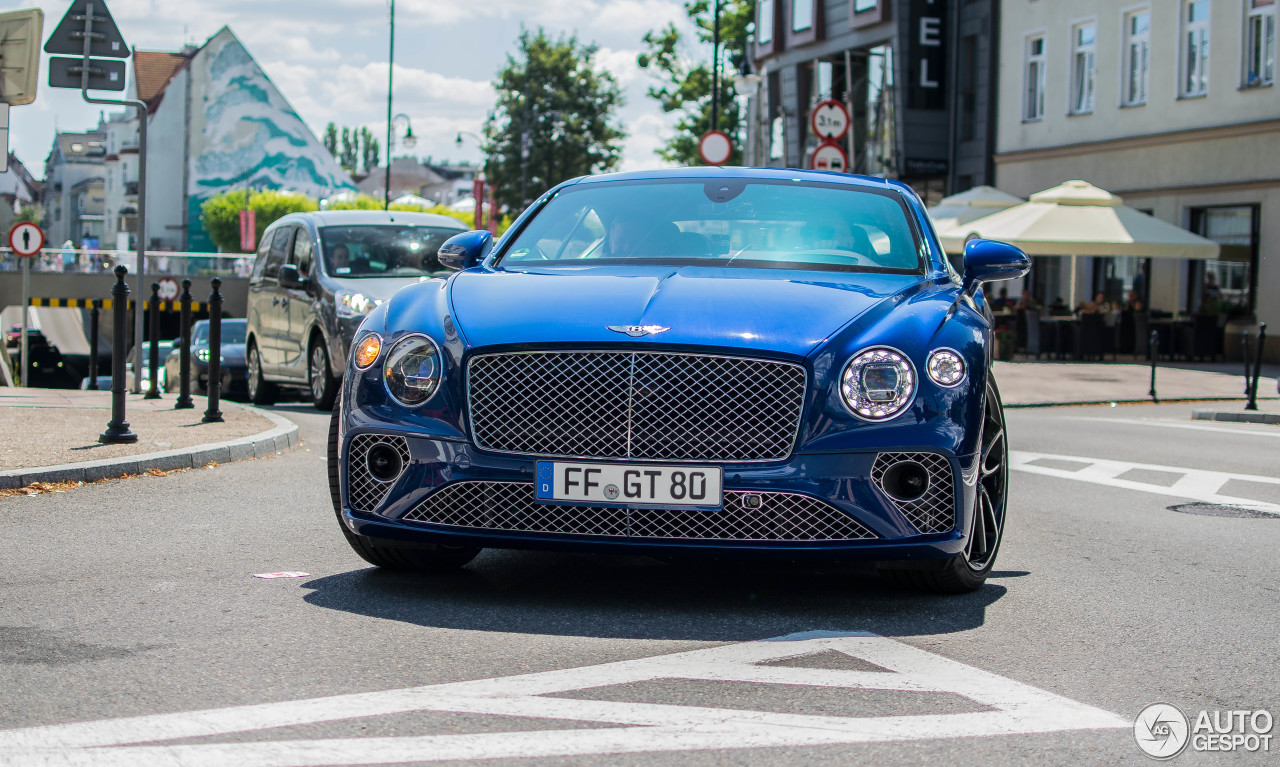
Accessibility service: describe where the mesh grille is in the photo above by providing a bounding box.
[346,433,411,513]
[467,351,805,462]
[402,481,876,541]
[870,452,956,534]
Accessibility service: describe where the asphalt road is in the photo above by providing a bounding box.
[2,401,1277,765]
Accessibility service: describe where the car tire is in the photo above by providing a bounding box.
[883,375,1007,595]
[309,338,338,411]
[327,396,481,572]
[247,341,277,406]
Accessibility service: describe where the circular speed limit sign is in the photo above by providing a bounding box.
[7,221,44,257]
[810,99,851,142]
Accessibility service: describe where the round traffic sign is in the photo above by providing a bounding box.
[8,221,45,257]
[810,99,851,141]
[698,130,733,166]
[809,141,849,173]
[157,277,180,301]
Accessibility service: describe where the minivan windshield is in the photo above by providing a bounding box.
[319,225,464,278]
[500,179,923,273]
[194,320,246,346]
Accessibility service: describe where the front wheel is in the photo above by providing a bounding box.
[884,376,1007,594]
[327,397,480,572]
[309,340,338,411]
[247,341,277,406]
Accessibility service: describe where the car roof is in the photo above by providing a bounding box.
[280,210,468,229]
[566,166,912,195]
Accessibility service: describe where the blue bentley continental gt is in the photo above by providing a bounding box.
[328,168,1030,593]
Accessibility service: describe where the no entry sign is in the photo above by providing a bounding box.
[8,221,44,257]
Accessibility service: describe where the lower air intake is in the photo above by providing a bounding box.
[870,452,956,534]
[346,433,410,513]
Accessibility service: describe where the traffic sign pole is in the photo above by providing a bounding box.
[9,222,44,388]
[20,255,29,387]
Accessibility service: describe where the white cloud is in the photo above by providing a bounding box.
[593,47,644,88]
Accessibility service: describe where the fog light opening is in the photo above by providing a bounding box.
[366,444,404,483]
[882,461,929,502]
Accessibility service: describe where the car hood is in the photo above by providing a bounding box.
[449,265,925,357]
[329,276,438,304]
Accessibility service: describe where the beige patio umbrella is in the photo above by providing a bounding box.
[937,180,1220,308]
[927,185,1024,235]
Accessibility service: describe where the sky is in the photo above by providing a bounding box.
[3,0,701,180]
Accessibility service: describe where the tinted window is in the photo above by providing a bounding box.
[501,180,923,273]
[264,227,292,279]
[319,225,464,278]
[290,229,314,278]
[250,227,277,282]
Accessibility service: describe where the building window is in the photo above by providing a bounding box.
[1189,205,1259,315]
[850,0,889,28]
[1245,0,1276,86]
[1182,0,1211,96]
[1070,22,1097,113]
[959,35,978,140]
[1024,35,1046,121]
[793,0,814,32]
[758,0,774,44]
[1124,9,1151,105]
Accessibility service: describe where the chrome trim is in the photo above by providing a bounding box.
[465,349,808,464]
[382,333,444,408]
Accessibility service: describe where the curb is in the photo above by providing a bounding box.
[1005,396,1279,409]
[0,405,300,490]
[1192,409,1280,425]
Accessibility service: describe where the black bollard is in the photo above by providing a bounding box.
[1148,329,1159,403]
[202,277,224,423]
[175,278,194,409]
[145,283,162,399]
[100,266,138,443]
[1245,322,1267,411]
[88,299,101,390]
[1243,330,1252,395]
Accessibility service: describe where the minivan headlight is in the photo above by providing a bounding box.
[336,289,378,318]
[383,335,442,406]
[840,347,916,421]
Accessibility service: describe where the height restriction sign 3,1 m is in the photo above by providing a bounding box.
[810,99,850,142]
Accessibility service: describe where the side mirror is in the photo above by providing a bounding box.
[438,230,493,271]
[962,239,1030,295]
[278,263,307,289]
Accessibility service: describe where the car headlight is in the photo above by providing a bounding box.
[383,335,442,406]
[336,289,379,319]
[353,333,382,370]
[926,348,966,388]
[840,347,916,421]
[195,349,224,364]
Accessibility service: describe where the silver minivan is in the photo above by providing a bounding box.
[245,210,467,409]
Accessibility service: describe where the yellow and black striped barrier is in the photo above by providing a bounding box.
[27,298,208,311]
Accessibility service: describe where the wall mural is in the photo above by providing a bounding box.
[185,27,355,251]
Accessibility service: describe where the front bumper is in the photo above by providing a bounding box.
[339,427,980,564]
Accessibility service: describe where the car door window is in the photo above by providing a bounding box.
[250,228,278,282]
[264,226,293,280]
[290,229,314,278]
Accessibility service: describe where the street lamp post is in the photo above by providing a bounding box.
[385,113,416,208]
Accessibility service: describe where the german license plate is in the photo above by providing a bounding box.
[536,461,723,508]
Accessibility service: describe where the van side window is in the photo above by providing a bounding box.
[250,228,278,282]
[290,230,314,278]
[263,226,293,279]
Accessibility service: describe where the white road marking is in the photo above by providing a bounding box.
[1063,416,1280,438]
[0,631,1127,766]
[1011,451,1280,514]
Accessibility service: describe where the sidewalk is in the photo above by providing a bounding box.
[0,388,298,490]
[993,360,1278,407]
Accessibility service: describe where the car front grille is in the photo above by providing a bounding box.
[467,351,806,462]
[870,452,956,534]
[401,481,876,541]
[346,433,410,513]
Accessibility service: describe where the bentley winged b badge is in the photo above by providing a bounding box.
[607,325,671,337]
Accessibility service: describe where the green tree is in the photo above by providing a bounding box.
[359,127,380,175]
[483,28,625,214]
[322,122,339,158]
[638,0,753,166]
[199,189,318,252]
[339,128,358,172]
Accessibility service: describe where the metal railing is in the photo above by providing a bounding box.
[0,248,253,277]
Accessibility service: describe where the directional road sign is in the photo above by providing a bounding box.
[698,130,733,166]
[43,0,128,58]
[810,141,849,173]
[810,99,850,142]
[0,9,45,105]
[8,221,45,257]
[48,56,126,91]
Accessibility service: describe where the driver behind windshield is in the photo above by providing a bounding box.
[327,244,370,275]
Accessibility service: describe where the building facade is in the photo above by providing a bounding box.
[745,0,998,202]
[995,0,1278,359]
[41,131,106,248]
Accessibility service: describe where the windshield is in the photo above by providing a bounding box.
[319,225,463,278]
[193,321,246,346]
[500,180,923,273]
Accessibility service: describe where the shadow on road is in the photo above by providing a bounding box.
[300,550,1007,641]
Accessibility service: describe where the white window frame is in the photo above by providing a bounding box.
[1122,7,1151,105]
[758,0,774,44]
[1024,33,1047,121]
[1181,0,1212,97]
[1244,0,1276,86]
[1070,20,1098,113]
[792,0,814,32]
